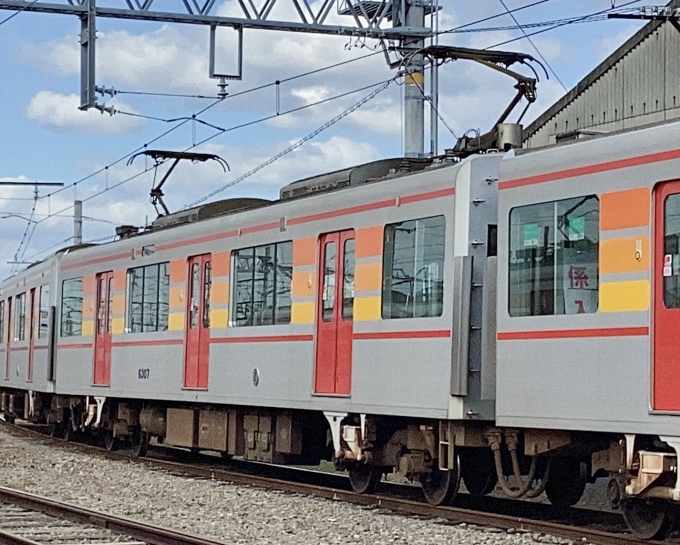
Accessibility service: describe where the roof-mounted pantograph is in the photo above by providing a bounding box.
[127,150,229,217]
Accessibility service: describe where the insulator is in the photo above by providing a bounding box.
[217,77,229,99]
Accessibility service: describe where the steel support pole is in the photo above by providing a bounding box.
[79,0,96,110]
[74,200,83,245]
[429,0,439,157]
[403,1,425,158]
[430,60,438,156]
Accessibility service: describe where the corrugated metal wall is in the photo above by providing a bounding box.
[525,23,680,148]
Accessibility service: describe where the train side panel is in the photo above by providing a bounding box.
[496,121,680,436]
[0,259,56,394]
[48,154,501,420]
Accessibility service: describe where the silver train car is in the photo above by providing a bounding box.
[3,120,680,538]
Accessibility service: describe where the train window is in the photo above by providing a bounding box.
[322,242,336,322]
[275,242,293,324]
[382,216,445,319]
[663,194,680,308]
[203,262,212,328]
[60,278,83,337]
[343,239,355,321]
[14,293,26,341]
[38,285,50,339]
[508,195,599,317]
[232,241,292,327]
[0,301,4,344]
[126,262,170,333]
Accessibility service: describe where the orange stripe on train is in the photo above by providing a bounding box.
[601,187,650,231]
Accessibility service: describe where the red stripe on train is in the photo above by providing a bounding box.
[497,326,649,340]
[353,330,451,340]
[500,148,680,190]
[211,335,313,344]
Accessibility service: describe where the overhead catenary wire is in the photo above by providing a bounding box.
[30,77,395,229]
[0,0,39,28]
[111,50,386,100]
[11,187,39,273]
[16,0,636,262]
[434,0,553,38]
[38,98,224,201]
[488,0,643,50]
[22,236,74,263]
[18,0,561,208]
[36,49,388,203]
[405,75,458,140]
[497,0,568,92]
[446,13,639,35]
[118,77,393,132]
[185,78,395,208]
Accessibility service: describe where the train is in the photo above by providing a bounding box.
[2,119,680,539]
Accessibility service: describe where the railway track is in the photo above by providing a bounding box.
[0,486,229,545]
[0,420,668,545]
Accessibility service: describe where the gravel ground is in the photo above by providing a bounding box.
[0,428,580,545]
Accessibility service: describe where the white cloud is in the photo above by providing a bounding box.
[18,3,569,142]
[290,86,331,105]
[0,133,380,279]
[26,91,145,134]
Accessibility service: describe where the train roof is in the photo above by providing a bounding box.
[3,153,469,280]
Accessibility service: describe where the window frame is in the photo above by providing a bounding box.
[662,193,680,309]
[0,300,4,345]
[38,284,50,339]
[381,215,446,320]
[125,262,170,333]
[231,240,293,327]
[60,277,84,338]
[14,292,26,341]
[507,195,600,318]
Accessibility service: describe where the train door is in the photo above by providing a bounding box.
[93,271,113,386]
[184,254,211,389]
[653,181,680,410]
[4,297,10,381]
[27,288,36,382]
[314,230,355,395]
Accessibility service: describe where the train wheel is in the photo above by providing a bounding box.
[420,466,460,506]
[348,464,381,494]
[131,431,149,458]
[544,458,586,507]
[462,454,497,497]
[622,499,676,540]
[460,449,498,498]
[104,430,118,451]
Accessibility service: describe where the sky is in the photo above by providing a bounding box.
[0,0,647,279]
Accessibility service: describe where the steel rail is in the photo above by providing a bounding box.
[0,486,229,545]
[119,457,645,545]
[0,528,43,545]
[0,421,650,545]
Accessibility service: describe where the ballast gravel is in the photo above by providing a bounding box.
[0,428,578,545]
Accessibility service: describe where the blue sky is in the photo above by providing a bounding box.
[0,0,645,278]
